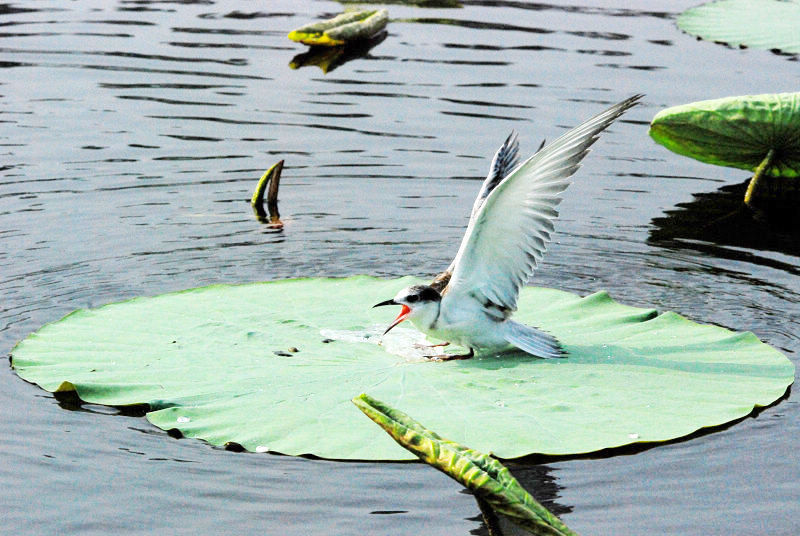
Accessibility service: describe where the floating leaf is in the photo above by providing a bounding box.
[11,277,793,460]
[353,393,577,536]
[288,10,388,47]
[677,0,800,54]
[649,93,800,179]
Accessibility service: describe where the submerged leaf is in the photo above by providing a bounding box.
[677,0,800,54]
[649,93,800,178]
[353,393,577,535]
[11,277,794,460]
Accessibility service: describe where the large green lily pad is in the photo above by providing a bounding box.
[649,92,800,178]
[677,0,800,55]
[11,277,794,460]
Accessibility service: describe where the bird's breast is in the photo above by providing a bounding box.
[414,294,509,350]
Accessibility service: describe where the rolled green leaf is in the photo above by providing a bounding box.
[649,93,800,179]
[353,393,578,536]
[288,10,388,47]
[250,160,283,206]
[677,0,800,55]
[251,160,283,225]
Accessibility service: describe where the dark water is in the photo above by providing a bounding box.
[2,1,798,534]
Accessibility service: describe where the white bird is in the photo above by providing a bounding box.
[374,95,642,360]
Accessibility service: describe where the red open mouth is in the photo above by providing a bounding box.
[383,304,411,335]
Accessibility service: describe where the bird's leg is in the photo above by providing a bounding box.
[414,341,450,349]
[425,347,474,362]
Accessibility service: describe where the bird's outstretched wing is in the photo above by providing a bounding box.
[444,95,642,312]
[431,135,549,293]
[432,133,522,292]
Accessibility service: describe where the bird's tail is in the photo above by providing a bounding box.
[504,320,564,359]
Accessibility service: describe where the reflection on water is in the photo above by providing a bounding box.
[1,1,798,535]
[290,32,388,73]
[468,461,570,536]
[508,462,571,518]
[649,180,800,270]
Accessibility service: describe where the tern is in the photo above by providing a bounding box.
[374,95,642,360]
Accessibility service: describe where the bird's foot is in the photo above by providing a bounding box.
[414,341,450,350]
[424,348,474,362]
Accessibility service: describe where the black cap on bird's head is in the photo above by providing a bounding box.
[373,285,441,335]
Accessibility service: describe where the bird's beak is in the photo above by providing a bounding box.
[373,299,411,335]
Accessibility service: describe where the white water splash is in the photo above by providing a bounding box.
[319,325,444,362]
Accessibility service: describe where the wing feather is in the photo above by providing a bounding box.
[445,95,642,311]
[433,131,522,292]
[469,131,521,223]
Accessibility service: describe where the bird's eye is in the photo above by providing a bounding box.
[407,294,418,303]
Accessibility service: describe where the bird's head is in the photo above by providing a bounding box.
[373,284,441,335]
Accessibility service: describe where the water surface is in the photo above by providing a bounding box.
[2,1,798,534]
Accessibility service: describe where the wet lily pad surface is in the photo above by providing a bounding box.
[11,277,793,460]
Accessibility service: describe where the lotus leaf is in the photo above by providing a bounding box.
[288,10,388,47]
[11,277,793,460]
[649,93,800,179]
[677,0,800,54]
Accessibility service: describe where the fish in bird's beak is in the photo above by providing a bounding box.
[373,299,411,335]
